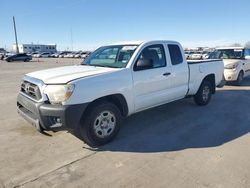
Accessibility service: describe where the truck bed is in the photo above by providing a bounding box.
[187,59,224,95]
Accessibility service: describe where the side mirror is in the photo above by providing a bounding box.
[135,58,153,71]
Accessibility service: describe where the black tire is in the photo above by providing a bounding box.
[194,80,212,106]
[78,101,121,147]
[235,71,244,86]
[24,59,29,62]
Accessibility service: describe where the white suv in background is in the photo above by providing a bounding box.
[210,47,250,85]
[34,52,51,58]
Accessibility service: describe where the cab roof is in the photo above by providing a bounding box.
[109,40,179,46]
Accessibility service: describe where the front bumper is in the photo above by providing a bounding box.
[17,93,88,131]
[224,69,239,81]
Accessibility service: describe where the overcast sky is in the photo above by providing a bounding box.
[1,0,250,50]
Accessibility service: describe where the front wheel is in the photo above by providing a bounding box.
[194,80,212,106]
[235,71,244,86]
[78,101,121,147]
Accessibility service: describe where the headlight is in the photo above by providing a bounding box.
[43,84,74,104]
[225,63,239,69]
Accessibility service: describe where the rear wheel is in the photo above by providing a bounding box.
[194,80,212,106]
[78,101,121,147]
[235,71,244,86]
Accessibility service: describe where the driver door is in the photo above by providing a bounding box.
[132,44,174,112]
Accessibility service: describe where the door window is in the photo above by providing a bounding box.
[134,44,166,71]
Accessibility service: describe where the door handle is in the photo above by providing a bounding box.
[163,72,171,76]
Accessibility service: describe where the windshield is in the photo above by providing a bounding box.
[82,45,138,68]
[209,49,243,59]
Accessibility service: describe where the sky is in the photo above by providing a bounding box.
[1,0,250,51]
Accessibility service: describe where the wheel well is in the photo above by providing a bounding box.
[84,94,129,117]
[203,74,216,94]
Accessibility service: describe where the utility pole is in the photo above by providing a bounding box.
[13,16,19,54]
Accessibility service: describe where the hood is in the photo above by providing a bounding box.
[222,59,242,66]
[26,65,119,84]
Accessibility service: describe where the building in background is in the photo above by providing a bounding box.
[12,44,57,53]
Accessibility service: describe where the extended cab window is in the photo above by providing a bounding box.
[168,44,183,65]
[134,44,166,71]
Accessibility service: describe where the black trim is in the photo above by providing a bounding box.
[17,93,88,131]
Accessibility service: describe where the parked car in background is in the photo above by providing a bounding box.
[34,52,51,58]
[74,51,91,59]
[6,53,32,62]
[209,47,250,85]
[58,51,72,58]
[30,52,39,57]
[190,51,203,60]
[17,40,224,146]
[202,51,211,59]
[73,51,83,58]
[184,51,194,59]
[65,52,77,58]
[33,53,41,58]
[4,52,16,58]
[83,51,91,58]
[49,52,60,58]
[186,51,194,59]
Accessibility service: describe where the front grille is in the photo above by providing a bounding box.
[21,81,42,100]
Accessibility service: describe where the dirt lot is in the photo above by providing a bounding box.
[0,58,249,188]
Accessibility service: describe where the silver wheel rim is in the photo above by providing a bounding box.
[93,111,116,138]
[202,86,210,101]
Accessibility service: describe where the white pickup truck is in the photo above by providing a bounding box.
[17,40,224,146]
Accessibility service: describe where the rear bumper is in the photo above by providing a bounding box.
[17,93,88,131]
